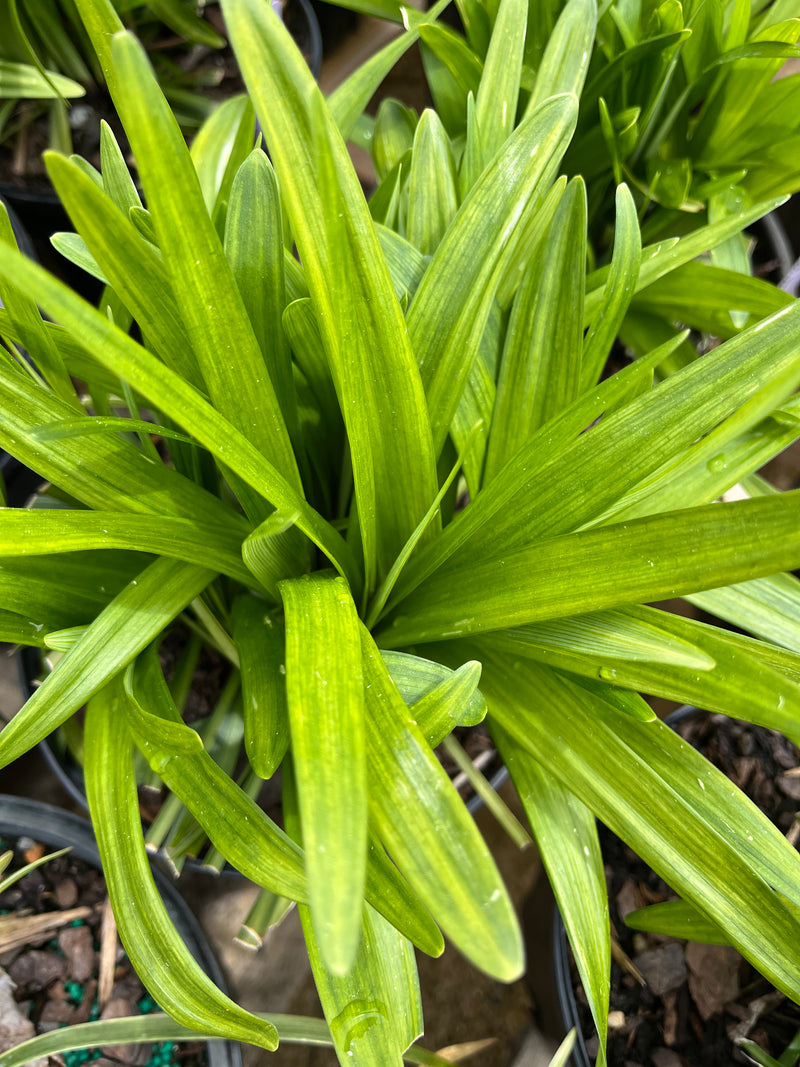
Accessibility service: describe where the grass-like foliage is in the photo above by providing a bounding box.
[1,0,800,1063]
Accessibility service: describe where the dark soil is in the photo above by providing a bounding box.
[0,835,207,1067]
[571,713,800,1067]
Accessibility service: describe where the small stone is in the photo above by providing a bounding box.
[635,943,687,996]
[685,942,741,1020]
[778,772,800,801]
[615,878,642,922]
[59,924,95,982]
[8,950,66,990]
[652,1050,683,1067]
[55,878,79,909]
[608,1010,626,1030]
[39,999,78,1024]
[100,997,147,1065]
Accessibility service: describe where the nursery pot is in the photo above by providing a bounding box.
[551,705,800,1066]
[0,793,242,1067]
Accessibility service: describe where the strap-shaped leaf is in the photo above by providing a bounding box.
[526,0,596,116]
[231,594,290,778]
[45,152,202,383]
[223,0,439,587]
[225,149,300,446]
[360,627,523,982]
[493,723,609,1067]
[190,94,254,221]
[280,572,367,975]
[108,30,300,489]
[0,551,144,628]
[391,300,800,599]
[283,762,421,1066]
[0,243,358,587]
[83,677,279,1050]
[484,177,586,482]
[122,647,307,900]
[381,491,800,646]
[581,184,641,389]
[473,0,526,167]
[476,651,800,1001]
[406,93,578,453]
[0,205,76,404]
[687,572,800,653]
[405,660,485,746]
[625,900,727,945]
[99,120,141,212]
[0,59,84,98]
[381,650,486,726]
[406,110,459,255]
[0,508,250,583]
[0,1012,456,1067]
[0,557,214,769]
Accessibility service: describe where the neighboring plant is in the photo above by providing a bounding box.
[740,1026,800,1067]
[1,0,800,1065]
[0,0,224,167]
[352,0,800,261]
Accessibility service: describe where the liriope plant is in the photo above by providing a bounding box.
[0,0,800,1064]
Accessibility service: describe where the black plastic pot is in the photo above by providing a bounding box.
[0,793,242,1067]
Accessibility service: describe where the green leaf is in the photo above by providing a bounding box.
[0,205,77,405]
[144,0,226,47]
[0,507,251,584]
[283,761,422,1067]
[380,492,800,646]
[0,58,84,98]
[49,231,108,286]
[0,557,214,769]
[230,594,290,778]
[0,1011,457,1067]
[476,652,800,1001]
[391,300,800,600]
[361,627,523,982]
[406,93,578,454]
[409,659,485,747]
[686,572,800,653]
[484,176,586,482]
[625,899,728,944]
[371,99,417,182]
[99,119,141,212]
[581,184,641,389]
[223,0,440,586]
[190,94,255,222]
[418,23,483,134]
[525,0,597,115]
[45,152,202,383]
[108,30,300,490]
[473,0,527,166]
[122,645,307,900]
[224,148,300,448]
[84,676,279,1050]
[494,723,609,1067]
[381,650,487,731]
[0,244,357,588]
[280,572,367,975]
[406,109,458,255]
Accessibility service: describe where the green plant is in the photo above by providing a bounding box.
[0,0,224,166]
[1,0,800,1064]
[346,0,800,264]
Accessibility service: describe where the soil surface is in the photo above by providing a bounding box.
[570,712,800,1066]
[0,835,207,1067]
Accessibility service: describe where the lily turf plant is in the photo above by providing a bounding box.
[350,0,800,263]
[1,0,800,1064]
[0,0,225,167]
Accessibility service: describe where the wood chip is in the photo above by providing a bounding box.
[634,944,687,997]
[0,906,94,954]
[97,897,118,1013]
